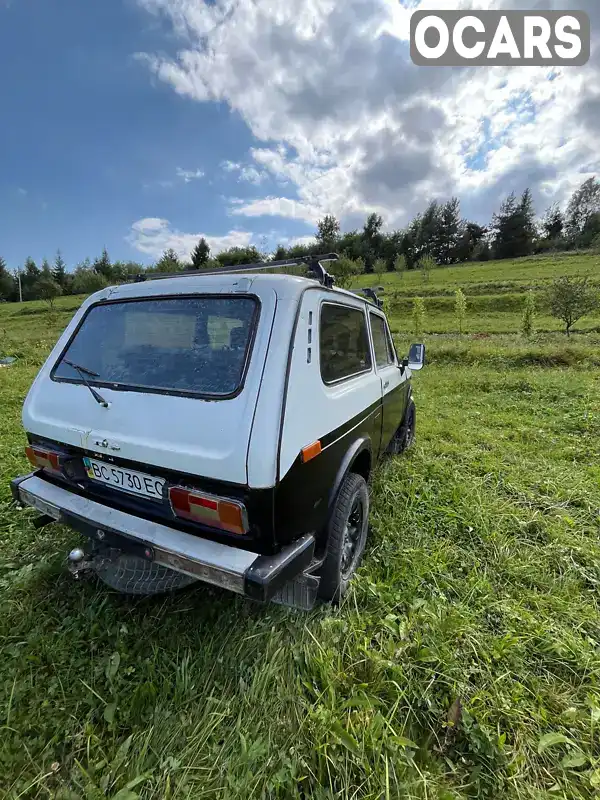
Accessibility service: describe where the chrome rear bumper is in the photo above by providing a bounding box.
[11,473,314,600]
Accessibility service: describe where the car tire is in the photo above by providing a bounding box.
[388,400,416,456]
[318,472,369,603]
[93,554,198,596]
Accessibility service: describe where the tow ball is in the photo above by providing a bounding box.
[67,548,95,579]
[67,543,121,579]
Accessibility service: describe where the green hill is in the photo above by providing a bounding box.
[1,252,600,799]
[353,250,600,337]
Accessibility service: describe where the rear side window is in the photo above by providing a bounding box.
[370,313,394,368]
[320,303,372,384]
[52,296,258,397]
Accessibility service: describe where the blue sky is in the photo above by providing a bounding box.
[0,0,309,268]
[1,0,598,270]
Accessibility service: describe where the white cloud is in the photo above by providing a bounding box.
[136,0,600,229]
[176,167,204,182]
[230,196,319,224]
[128,217,253,259]
[221,160,266,185]
[17,187,27,196]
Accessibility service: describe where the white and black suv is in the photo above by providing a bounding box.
[11,255,425,609]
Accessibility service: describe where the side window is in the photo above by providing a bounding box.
[320,303,372,384]
[370,313,393,368]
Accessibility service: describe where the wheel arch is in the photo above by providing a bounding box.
[327,436,372,515]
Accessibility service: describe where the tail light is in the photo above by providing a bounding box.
[25,445,65,474]
[169,487,249,536]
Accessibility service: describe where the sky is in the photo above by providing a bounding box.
[0,0,598,269]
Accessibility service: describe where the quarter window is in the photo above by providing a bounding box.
[320,303,372,383]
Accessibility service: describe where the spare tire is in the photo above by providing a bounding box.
[94,554,197,596]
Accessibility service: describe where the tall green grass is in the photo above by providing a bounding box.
[1,261,600,798]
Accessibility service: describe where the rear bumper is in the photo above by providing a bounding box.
[11,473,314,601]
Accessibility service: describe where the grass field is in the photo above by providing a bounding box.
[1,253,600,799]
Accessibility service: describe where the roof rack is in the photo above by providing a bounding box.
[132,253,339,288]
[357,287,385,308]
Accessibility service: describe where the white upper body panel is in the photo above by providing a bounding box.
[22,274,312,487]
[23,271,394,489]
[278,288,383,479]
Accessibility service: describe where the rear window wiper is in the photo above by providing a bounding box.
[62,359,110,408]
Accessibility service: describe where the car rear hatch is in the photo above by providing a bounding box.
[23,280,277,494]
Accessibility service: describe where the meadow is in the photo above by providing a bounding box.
[1,251,600,799]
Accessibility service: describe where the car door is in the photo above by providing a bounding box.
[369,311,408,451]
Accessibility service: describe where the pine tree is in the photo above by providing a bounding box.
[521,290,536,338]
[0,256,14,300]
[93,248,112,279]
[40,258,52,277]
[491,189,536,259]
[22,257,40,300]
[190,238,211,270]
[454,288,467,335]
[53,250,67,286]
[542,204,564,240]
[415,201,441,263]
[435,198,462,264]
[155,249,181,273]
[516,188,537,255]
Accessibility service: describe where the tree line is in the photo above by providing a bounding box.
[1,176,599,303]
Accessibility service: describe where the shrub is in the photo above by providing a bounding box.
[454,288,467,335]
[394,254,407,278]
[412,297,426,337]
[547,276,598,336]
[419,255,436,283]
[521,290,536,338]
[72,269,109,296]
[35,276,62,309]
[330,257,364,289]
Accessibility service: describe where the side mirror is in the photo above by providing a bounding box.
[407,343,426,371]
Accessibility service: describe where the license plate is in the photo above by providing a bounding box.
[83,458,166,500]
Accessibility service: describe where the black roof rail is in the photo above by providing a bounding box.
[358,287,385,308]
[130,253,339,288]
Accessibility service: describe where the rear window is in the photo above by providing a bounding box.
[52,296,258,397]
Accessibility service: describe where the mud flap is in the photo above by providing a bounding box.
[271,572,320,611]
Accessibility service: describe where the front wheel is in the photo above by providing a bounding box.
[388,400,416,456]
[318,472,369,603]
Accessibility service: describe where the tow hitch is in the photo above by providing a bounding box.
[67,545,121,580]
[67,548,95,579]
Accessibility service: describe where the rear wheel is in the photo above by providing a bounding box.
[94,554,197,596]
[318,472,369,603]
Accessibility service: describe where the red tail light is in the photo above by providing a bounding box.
[169,487,249,535]
[25,445,64,474]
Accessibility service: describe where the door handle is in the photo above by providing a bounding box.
[384,381,389,389]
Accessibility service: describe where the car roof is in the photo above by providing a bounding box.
[95,272,381,309]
